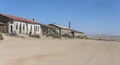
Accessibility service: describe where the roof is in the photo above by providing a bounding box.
[49,24,70,30]
[49,24,84,34]
[71,29,84,34]
[0,14,38,24]
[40,24,58,29]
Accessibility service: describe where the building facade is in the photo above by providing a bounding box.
[49,24,87,38]
[0,14,42,36]
[49,24,72,37]
[41,24,57,36]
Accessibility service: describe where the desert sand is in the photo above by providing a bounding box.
[0,36,120,65]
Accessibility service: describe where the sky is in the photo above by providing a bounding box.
[0,0,120,35]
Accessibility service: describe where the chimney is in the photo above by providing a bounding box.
[69,21,71,29]
[33,18,35,22]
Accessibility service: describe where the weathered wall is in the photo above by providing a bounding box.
[41,25,48,35]
[61,29,71,35]
[74,32,85,37]
[8,21,42,36]
[0,15,42,37]
[0,24,7,33]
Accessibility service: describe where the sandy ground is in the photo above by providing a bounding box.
[0,36,120,65]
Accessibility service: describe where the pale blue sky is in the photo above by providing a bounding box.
[0,0,120,35]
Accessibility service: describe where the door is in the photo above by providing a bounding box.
[10,25,13,33]
[19,24,22,34]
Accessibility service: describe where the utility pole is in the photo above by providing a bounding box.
[33,18,35,22]
[69,21,71,29]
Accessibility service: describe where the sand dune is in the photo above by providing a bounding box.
[0,36,120,65]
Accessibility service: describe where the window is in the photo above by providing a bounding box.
[30,25,32,30]
[38,27,39,31]
[16,23,18,30]
[23,24,25,30]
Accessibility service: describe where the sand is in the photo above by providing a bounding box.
[0,36,120,65]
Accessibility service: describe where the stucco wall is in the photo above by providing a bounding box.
[14,21,27,34]
[8,21,42,36]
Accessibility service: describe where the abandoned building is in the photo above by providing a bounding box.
[71,30,86,38]
[49,24,72,37]
[0,14,42,36]
[40,24,57,36]
[0,13,86,39]
[49,24,86,38]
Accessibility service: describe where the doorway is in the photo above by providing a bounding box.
[19,24,22,34]
[10,25,13,33]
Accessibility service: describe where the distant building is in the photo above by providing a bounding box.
[49,24,72,37]
[49,24,86,38]
[0,14,42,36]
[40,24,57,36]
[71,30,86,38]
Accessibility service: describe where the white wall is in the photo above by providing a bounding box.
[8,21,42,36]
[14,21,27,34]
[8,22,14,34]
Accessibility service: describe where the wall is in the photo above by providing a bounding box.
[14,21,27,34]
[74,32,85,37]
[8,21,42,36]
[0,24,7,33]
[41,25,48,35]
[61,29,71,35]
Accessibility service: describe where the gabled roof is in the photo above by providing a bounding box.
[49,24,70,30]
[0,14,37,24]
